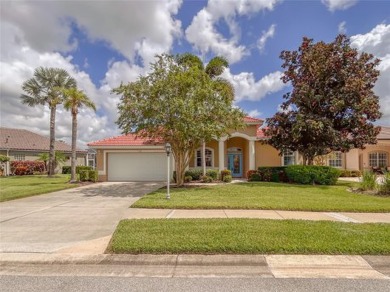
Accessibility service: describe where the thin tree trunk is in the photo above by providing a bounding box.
[70,110,77,182]
[202,141,206,176]
[48,106,56,177]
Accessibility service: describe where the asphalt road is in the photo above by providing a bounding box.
[1,275,389,292]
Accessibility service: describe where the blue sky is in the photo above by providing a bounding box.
[1,0,389,148]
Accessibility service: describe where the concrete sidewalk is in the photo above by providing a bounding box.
[127,208,390,223]
[0,253,389,279]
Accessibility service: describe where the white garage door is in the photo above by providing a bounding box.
[108,152,167,181]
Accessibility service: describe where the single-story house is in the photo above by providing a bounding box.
[0,127,87,174]
[88,117,390,182]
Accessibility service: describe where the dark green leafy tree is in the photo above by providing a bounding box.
[265,35,382,165]
[114,53,244,185]
[21,67,77,176]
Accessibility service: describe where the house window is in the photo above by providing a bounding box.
[14,154,25,161]
[282,150,295,166]
[196,148,213,167]
[329,152,342,168]
[369,152,388,167]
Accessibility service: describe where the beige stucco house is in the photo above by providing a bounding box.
[88,117,390,182]
[0,127,87,174]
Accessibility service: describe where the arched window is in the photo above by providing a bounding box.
[282,150,295,166]
[369,152,388,167]
[195,148,213,167]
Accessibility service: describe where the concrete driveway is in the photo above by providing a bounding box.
[0,182,163,253]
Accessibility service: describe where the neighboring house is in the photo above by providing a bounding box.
[88,118,390,182]
[0,127,87,174]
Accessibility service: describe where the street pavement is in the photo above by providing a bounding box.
[0,181,389,281]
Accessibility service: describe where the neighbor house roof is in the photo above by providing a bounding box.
[0,127,87,153]
[378,126,390,140]
[88,133,162,147]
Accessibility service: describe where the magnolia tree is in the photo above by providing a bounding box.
[114,53,244,185]
[265,35,382,165]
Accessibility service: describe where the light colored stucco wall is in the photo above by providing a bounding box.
[255,143,281,167]
[229,124,258,137]
[345,149,359,170]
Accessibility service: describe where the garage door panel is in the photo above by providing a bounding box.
[108,152,167,181]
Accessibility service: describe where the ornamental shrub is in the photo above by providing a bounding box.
[351,170,361,177]
[206,169,218,180]
[184,175,192,183]
[79,170,89,182]
[10,161,45,175]
[62,166,71,174]
[223,175,232,183]
[185,168,203,180]
[285,165,340,185]
[220,169,231,181]
[76,166,92,174]
[201,175,213,183]
[246,170,258,181]
[360,171,377,191]
[88,170,98,182]
[249,173,261,182]
[257,167,288,182]
[378,172,390,196]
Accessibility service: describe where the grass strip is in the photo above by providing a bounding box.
[109,218,390,255]
[132,182,390,212]
[0,175,78,202]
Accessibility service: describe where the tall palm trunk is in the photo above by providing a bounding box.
[48,105,56,177]
[70,108,78,182]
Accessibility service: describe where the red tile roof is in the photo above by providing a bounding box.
[88,133,162,147]
[244,116,263,124]
[0,127,86,153]
[256,127,269,139]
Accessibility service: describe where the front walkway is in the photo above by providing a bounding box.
[127,208,390,223]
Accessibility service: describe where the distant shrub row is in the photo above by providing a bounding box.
[248,165,341,185]
[10,161,45,176]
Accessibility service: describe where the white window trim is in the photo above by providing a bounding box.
[328,152,343,168]
[369,151,388,168]
[195,147,214,168]
[14,154,25,161]
[281,150,296,166]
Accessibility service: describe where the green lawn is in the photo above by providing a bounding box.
[132,182,390,212]
[109,218,390,255]
[0,175,79,202]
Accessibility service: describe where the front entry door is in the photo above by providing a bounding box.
[228,153,243,177]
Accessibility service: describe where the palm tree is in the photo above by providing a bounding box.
[21,67,77,177]
[62,88,96,182]
[176,54,234,175]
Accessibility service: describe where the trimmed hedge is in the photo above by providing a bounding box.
[220,169,231,181]
[62,165,92,175]
[88,170,98,182]
[206,169,218,180]
[185,168,203,180]
[222,175,232,183]
[285,165,340,185]
[79,170,89,182]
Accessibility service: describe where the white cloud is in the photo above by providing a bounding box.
[321,0,358,12]
[247,109,263,118]
[350,24,390,126]
[338,21,347,34]
[257,24,276,53]
[0,1,183,148]
[185,0,281,64]
[221,69,286,103]
[0,0,182,65]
